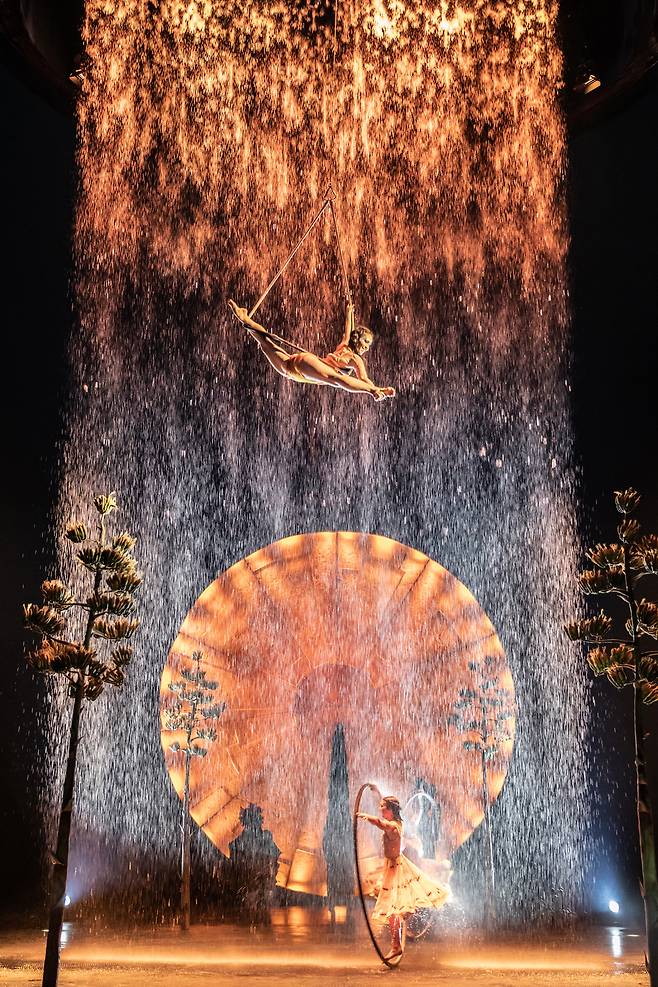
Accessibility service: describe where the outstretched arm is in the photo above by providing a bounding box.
[349,353,396,399]
[338,301,355,348]
[357,813,399,832]
[349,353,376,386]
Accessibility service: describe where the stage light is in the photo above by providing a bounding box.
[573,70,601,95]
[64,895,71,907]
[608,899,620,914]
[68,54,91,89]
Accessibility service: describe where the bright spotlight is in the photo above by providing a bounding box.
[608,899,620,914]
[64,895,71,908]
[573,72,601,96]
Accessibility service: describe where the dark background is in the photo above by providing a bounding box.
[1,48,657,920]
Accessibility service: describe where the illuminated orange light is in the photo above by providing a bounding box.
[160,532,514,895]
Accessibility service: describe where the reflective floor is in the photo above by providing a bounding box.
[0,914,648,986]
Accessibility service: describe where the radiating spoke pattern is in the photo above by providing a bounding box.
[161,531,512,894]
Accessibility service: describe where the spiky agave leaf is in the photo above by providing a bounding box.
[586,646,618,676]
[41,580,75,608]
[26,640,94,675]
[92,616,139,640]
[586,543,624,569]
[614,488,641,515]
[77,546,103,571]
[180,668,200,683]
[618,519,641,544]
[641,681,658,704]
[106,569,143,593]
[606,663,636,689]
[87,591,136,617]
[23,604,66,638]
[565,611,613,641]
[593,645,636,688]
[633,599,658,638]
[578,568,626,595]
[84,679,104,701]
[112,531,136,552]
[94,492,118,516]
[195,728,218,741]
[639,656,658,683]
[65,522,88,543]
[102,665,125,687]
[631,534,658,574]
[164,712,189,731]
[109,645,133,667]
[99,547,133,572]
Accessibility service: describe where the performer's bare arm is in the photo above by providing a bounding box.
[357,813,399,832]
[338,301,355,347]
[349,352,377,387]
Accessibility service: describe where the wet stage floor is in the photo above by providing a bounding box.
[0,913,648,986]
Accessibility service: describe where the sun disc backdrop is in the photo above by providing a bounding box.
[160,531,513,895]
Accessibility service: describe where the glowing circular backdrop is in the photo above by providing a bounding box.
[160,532,515,895]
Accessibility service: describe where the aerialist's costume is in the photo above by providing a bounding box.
[227,187,396,402]
[359,807,449,958]
[228,299,395,401]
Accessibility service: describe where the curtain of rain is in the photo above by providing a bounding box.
[46,0,589,921]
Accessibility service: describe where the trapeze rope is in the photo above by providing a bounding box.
[329,196,352,306]
[246,184,354,354]
[249,187,333,319]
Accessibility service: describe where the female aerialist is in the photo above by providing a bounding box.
[358,795,449,960]
[228,299,396,401]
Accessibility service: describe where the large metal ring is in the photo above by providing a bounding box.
[353,783,406,969]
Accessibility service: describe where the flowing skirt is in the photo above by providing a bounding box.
[365,854,450,926]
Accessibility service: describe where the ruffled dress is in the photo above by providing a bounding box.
[363,819,450,926]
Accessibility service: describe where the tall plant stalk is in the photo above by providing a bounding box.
[450,656,515,926]
[164,651,225,930]
[23,493,141,987]
[566,487,658,981]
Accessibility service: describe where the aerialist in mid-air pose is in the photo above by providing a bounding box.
[228,299,396,402]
